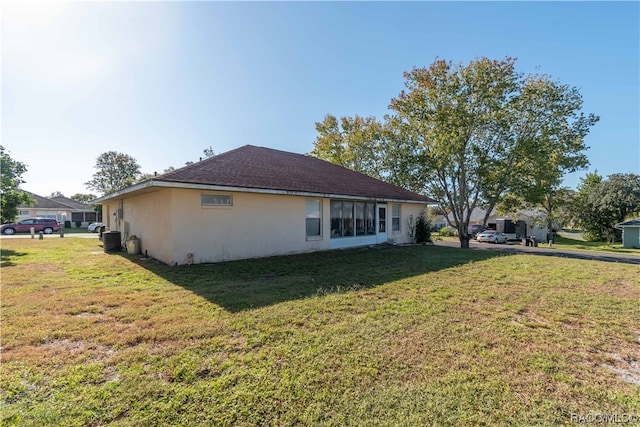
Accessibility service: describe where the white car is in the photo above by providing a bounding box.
[87,222,104,233]
[476,230,507,244]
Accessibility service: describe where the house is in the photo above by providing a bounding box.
[615,219,640,248]
[447,207,550,241]
[18,192,99,227]
[94,145,434,265]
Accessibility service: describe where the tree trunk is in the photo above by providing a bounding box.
[459,234,471,248]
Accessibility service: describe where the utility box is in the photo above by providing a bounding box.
[103,231,122,252]
[126,238,141,255]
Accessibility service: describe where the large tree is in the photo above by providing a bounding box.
[85,151,142,195]
[0,146,33,223]
[497,75,598,231]
[310,114,385,180]
[390,57,522,248]
[575,173,640,242]
[312,58,598,248]
[311,114,426,193]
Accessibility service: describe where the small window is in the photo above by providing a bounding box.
[306,199,322,238]
[392,204,401,232]
[201,194,232,207]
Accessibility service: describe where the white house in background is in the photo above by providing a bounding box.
[616,219,640,248]
[18,192,99,227]
[94,145,435,265]
[447,207,550,241]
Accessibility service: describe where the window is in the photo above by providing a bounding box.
[331,201,355,237]
[305,199,322,238]
[356,202,377,236]
[331,200,376,238]
[36,212,58,219]
[19,210,29,216]
[201,194,232,207]
[392,204,401,232]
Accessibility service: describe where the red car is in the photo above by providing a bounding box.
[1,218,60,235]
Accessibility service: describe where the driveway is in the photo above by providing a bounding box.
[435,239,640,265]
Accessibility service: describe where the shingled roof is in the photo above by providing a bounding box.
[19,192,74,209]
[99,145,433,203]
[19,192,92,210]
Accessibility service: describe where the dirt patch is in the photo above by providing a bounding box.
[602,353,640,386]
[600,332,640,386]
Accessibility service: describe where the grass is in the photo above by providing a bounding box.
[442,232,640,256]
[550,234,640,255]
[1,238,639,426]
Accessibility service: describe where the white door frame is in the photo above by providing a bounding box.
[377,204,388,243]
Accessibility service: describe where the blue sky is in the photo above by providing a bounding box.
[2,1,639,197]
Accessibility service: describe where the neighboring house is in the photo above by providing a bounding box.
[446,207,550,241]
[18,192,99,227]
[94,145,434,265]
[615,219,640,249]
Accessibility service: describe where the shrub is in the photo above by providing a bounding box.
[439,227,454,237]
[415,211,432,244]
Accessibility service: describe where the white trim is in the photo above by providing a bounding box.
[93,180,430,205]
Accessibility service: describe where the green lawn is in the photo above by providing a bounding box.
[1,238,639,426]
[550,234,640,255]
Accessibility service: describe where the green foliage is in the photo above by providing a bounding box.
[390,57,523,247]
[312,57,598,250]
[414,211,431,243]
[70,193,97,204]
[0,146,33,223]
[310,114,385,180]
[575,172,640,241]
[85,151,142,195]
[439,227,454,237]
[503,75,598,229]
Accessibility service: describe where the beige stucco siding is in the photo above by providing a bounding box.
[104,189,173,263]
[394,203,426,244]
[169,189,330,265]
[103,187,426,265]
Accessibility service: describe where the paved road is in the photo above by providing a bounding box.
[435,239,640,265]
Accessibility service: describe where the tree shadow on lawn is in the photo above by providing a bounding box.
[1,249,28,267]
[117,244,507,313]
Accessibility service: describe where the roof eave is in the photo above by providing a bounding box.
[93,180,431,204]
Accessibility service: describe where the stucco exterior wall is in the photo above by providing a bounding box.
[104,187,427,265]
[104,189,173,263]
[395,203,427,244]
[168,189,330,265]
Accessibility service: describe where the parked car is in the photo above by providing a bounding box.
[468,224,485,237]
[1,218,60,235]
[88,222,104,233]
[476,230,507,244]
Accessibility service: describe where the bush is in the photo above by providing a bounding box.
[439,227,454,237]
[75,221,82,228]
[64,220,71,229]
[415,212,431,244]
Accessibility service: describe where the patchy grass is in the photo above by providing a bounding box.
[550,235,640,255]
[1,238,639,426]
